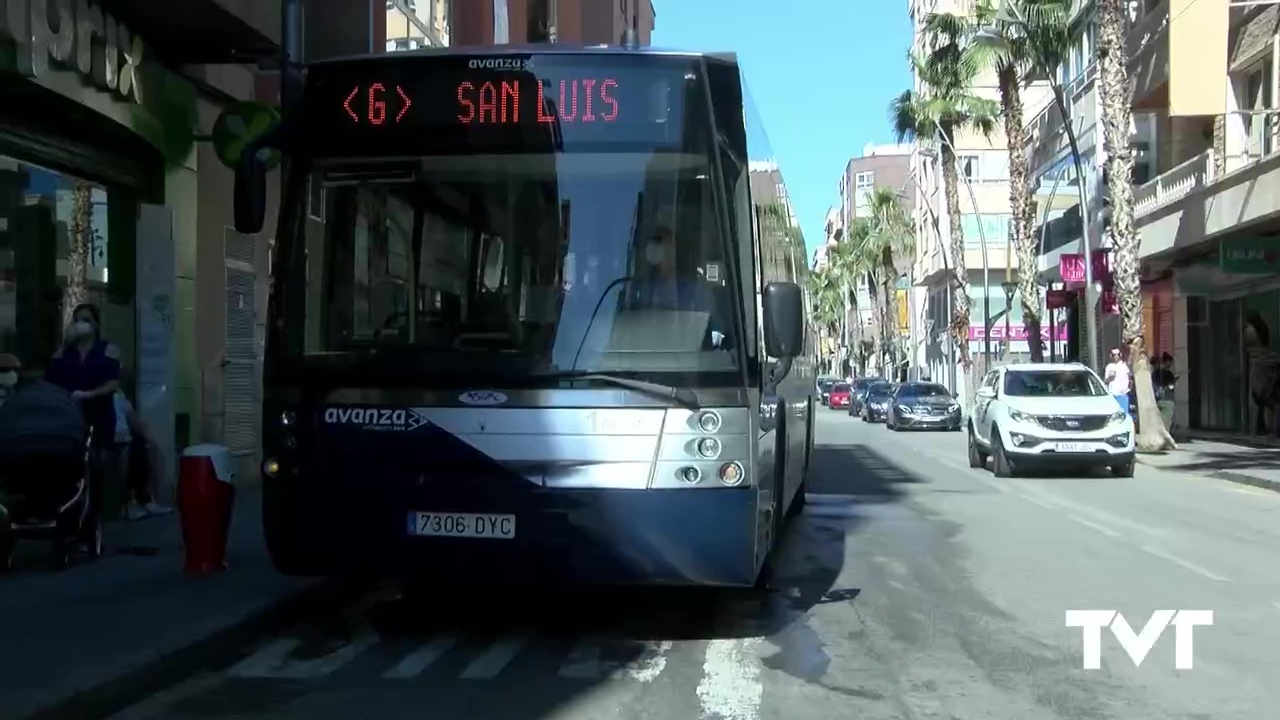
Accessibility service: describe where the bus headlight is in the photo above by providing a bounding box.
[718,462,744,486]
[280,410,296,426]
[678,466,702,484]
[696,437,721,459]
[262,458,281,477]
[697,410,722,433]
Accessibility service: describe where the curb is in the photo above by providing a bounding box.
[16,578,358,720]
[1135,457,1280,495]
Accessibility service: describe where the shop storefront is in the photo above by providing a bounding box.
[1177,239,1280,434]
[1,0,194,454]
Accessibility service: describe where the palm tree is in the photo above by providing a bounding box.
[925,0,1070,363]
[891,33,999,404]
[63,182,93,328]
[864,187,916,378]
[1096,0,1174,451]
[808,272,843,372]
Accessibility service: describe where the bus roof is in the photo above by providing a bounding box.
[306,44,740,69]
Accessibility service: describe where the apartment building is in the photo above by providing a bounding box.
[1028,0,1280,437]
[907,0,1050,389]
[386,0,451,50]
[453,0,655,45]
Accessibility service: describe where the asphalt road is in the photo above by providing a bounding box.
[109,410,1280,720]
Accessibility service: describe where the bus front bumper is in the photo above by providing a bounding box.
[264,482,764,588]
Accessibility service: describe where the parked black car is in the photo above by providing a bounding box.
[859,382,895,422]
[885,382,962,431]
[817,377,837,406]
[847,378,883,416]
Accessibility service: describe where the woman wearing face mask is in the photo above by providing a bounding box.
[46,303,121,450]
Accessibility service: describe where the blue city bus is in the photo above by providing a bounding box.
[232,45,817,588]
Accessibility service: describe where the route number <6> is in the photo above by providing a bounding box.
[1066,610,1213,669]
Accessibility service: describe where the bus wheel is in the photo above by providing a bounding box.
[756,412,788,591]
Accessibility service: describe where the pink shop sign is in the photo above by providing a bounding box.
[968,324,1069,341]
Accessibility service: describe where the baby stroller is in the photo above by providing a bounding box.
[0,379,102,571]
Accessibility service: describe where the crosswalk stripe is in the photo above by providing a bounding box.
[227,638,302,678]
[696,639,762,720]
[459,634,532,679]
[557,638,674,681]
[382,635,461,679]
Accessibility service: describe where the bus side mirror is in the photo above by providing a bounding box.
[234,151,267,235]
[763,281,803,358]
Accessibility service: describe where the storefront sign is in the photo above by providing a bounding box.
[968,323,1068,341]
[1219,237,1280,274]
[1058,250,1111,284]
[0,0,144,103]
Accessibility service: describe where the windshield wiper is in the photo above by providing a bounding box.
[521,370,700,410]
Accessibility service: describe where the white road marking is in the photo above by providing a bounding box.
[226,638,302,678]
[1138,544,1231,582]
[696,639,762,720]
[226,596,381,680]
[1068,514,1121,538]
[382,635,460,679]
[557,638,673,681]
[459,634,532,679]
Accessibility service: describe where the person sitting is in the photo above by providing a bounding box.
[628,227,725,349]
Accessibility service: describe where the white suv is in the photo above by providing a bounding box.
[967,363,1136,477]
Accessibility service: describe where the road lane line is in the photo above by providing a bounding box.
[1069,514,1121,538]
[1138,544,1231,582]
[227,638,301,678]
[459,634,531,679]
[616,640,673,682]
[697,638,762,720]
[383,635,460,679]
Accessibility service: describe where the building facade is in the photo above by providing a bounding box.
[0,0,386,493]
[908,0,1050,392]
[386,0,451,51]
[1030,0,1280,437]
[453,0,655,46]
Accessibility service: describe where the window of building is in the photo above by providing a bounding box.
[855,171,874,188]
[0,155,134,388]
[958,154,979,181]
[1235,59,1274,160]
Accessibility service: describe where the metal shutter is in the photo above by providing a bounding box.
[224,229,259,455]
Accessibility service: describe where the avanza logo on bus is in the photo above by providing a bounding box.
[323,407,427,432]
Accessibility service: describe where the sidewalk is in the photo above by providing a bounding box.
[0,487,329,720]
[1136,435,1280,492]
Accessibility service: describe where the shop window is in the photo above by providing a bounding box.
[0,155,134,388]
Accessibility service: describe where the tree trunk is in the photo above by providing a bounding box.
[1211,114,1226,176]
[939,130,973,405]
[865,272,883,375]
[999,64,1043,363]
[882,272,895,379]
[1097,0,1175,452]
[63,181,92,329]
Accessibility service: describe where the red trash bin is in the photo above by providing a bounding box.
[178,444,236,574]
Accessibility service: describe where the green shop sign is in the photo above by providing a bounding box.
[1220,237,1280,274]
[0,0,197,169]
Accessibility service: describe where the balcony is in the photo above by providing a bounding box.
[1136,110,1280,260]
[1127,0,1169,111]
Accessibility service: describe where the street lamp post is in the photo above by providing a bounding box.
[981,1,1101,370]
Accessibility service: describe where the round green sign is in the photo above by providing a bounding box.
[212,101,282,170]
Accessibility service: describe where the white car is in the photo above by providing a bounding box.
[967,363,1136,477]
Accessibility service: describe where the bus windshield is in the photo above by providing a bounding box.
[281,54,743,384]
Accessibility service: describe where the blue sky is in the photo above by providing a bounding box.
[653,0,912,258]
